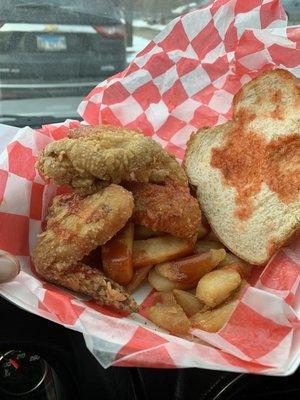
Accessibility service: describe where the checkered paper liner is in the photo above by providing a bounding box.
[0,0,300,375]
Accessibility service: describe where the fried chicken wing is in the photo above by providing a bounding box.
[127,182,201,239]
[68,124,126,139]
[36,125,188,194]
[32,184,138,312]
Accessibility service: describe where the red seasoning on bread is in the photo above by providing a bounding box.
[184,69,300,265]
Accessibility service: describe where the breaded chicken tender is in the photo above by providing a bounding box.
[126,182,201,240]
[68,124,127,139]
[32,184,138,312]
[36,125,188,194]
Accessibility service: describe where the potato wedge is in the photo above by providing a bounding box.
[148,304,191,335]
[148,269,188,291]
[155,249,226,288]
[218,253,252,278]
[134,225,163,240]
[191,300,237,332]
[102,223,134,285]
[195,241,252,278]
[230,279,247,301]
[126,265,153,293]
[196,269,241,307]
[148,291,191,335]
[133,235,194,269]
[173,289,203,317]
[154,291,178,306]
[194,240,225,253]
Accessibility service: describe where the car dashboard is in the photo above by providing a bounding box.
[0,296,299,400]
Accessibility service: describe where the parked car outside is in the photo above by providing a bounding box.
[0,0,127,101]
[281,0,300,22]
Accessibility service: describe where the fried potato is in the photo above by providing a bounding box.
[132,235,194,269]
[126,265,153,293]
[148,269,187,291]
[155,249,226,289]
[230,279,247,301]
[148,293,191,335]
[154,291,178,306]
[148,305,191,335]
[134,224,163,240]
[194,240,225,253]
[191,300,237,332]
[195,241,252,278]
[196,269,241,307]
[218,253,252,278]
[173,289,203,317]
[102,223,134,285]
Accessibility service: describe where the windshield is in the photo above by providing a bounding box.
[0,0,293,127]
[1,0,113,17]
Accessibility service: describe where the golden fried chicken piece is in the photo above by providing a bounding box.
[32,184,138,312]
[126,182,201,240]
[36,125,188,194]
[68,124,127,139]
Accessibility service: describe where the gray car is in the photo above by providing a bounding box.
[0,0,126,100]
[281,0,300,22]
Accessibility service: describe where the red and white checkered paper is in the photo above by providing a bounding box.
[0,0,300,375]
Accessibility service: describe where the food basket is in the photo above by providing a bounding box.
[0,0,299,375]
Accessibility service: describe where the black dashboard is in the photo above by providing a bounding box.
[0,295,299,400]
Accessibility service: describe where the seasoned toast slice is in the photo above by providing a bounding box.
[184,69,300,265]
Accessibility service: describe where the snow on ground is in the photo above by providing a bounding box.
[133,19,166,32]
[126,35,150,64]
[171,2,197,15]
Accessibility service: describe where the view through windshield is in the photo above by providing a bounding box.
[0,0,297,126]
[1,0,114,17]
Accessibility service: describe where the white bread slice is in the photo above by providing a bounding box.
[184,69,300,265]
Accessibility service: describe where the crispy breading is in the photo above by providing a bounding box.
[36,125,188,194]
[32,184,138,312]
[68,124,127,139]
[126,182,201,239]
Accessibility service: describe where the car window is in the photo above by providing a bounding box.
[0,0,295,127]
[1,0,113,18]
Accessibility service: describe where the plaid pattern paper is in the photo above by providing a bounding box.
[0,0,300,375]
